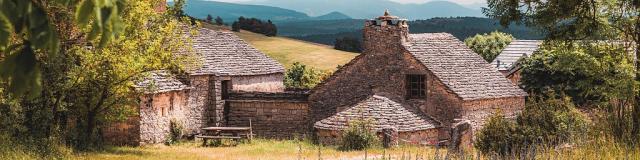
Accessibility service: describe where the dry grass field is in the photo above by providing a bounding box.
[71,139,441,160]
[234,30,358,71]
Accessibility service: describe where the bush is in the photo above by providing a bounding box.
[474,110,518,156]
[339,119,378,151]
[165,119,184,145]
[284,62,330,89]
[475,93,588,156]
[464,31,513,62]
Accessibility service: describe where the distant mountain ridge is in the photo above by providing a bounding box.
[250,0,483,19]
[176,0,352,22]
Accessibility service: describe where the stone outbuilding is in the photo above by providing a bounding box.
[103,70,192,145]
[309,11,527,145]
[490,40,542,85]
[103,28,286,146]
[314,95,441,145]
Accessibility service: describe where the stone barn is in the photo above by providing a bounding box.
[309,11,527,145]
[103,28,287,145]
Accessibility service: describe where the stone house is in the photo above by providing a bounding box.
[490,40,542,85]
[103,28,286,145]
[310,11,527,145]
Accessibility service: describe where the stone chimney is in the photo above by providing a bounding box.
[363,10,409,55]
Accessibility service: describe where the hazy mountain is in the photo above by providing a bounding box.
[251,0,483,19]
[311,12,352,20]
[177,0,310,22]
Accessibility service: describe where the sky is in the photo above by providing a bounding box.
[208,0,485,5]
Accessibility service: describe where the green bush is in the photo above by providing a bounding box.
[339,119,378,151]
[284,62,330,89]
[475,93,588,156]
[165,119,184,145]
[464,31,513,62]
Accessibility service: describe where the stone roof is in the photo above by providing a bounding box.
[135,70,190,94]
[405,33,528,100]
[314,95,440,132]
[189,28,285,76]
[491,40,543,71]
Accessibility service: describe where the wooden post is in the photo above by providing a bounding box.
[249,119,253,143]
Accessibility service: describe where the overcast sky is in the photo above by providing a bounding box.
[208,0,485,5]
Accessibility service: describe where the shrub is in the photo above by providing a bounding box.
[165,119,184,145]
[284,62,330,89]
[475,93,588,156]
[339,119,378,151]
[474,110,518,156]
[464,31,513,62]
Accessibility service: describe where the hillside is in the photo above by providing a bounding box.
[216,27,357,71]
[281,17,544,45]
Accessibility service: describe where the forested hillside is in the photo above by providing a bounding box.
[280,17,543,45]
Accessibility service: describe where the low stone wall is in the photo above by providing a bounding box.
[226,91,310,139]
[460,96,525,133]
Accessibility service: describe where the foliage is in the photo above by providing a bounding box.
[474,110,517,156]
[464,31,513,62]
[0,0,126,98]
[215,16,224,26]
[284,62,329,89]
[0,0,195,151]
[485,0,640,145]
[206,14,213,23]
[520,42,636,107]
[475,94,587,156]
[233,17,277,36]
[334,37,362,53]
[166,119,184,145]
[339,119,378,151]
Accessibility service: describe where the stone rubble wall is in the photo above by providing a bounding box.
[460,96,525,133]
[226,92,310,139]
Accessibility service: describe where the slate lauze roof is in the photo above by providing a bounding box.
[135,70,190,94]
[189,28,285,76]
[314,95,440,132]
[405,33,528,100]
[491,40,543,71]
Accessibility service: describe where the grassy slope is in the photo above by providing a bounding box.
[234,30,358,71]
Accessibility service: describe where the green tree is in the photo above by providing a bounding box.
[0,0,126,98]
[464,31,513,62]
[284,62,329,89]
[206,14,213,23]
[215,16,224,26]
[485,0,640,144]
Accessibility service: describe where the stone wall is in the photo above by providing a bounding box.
[231,73,285,93]
[506,69,522,86]
[103,90,190,146]
[187,75,211,133]
[226,91,310,139]
[460,96,525,132]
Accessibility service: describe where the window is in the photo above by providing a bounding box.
[221,80,231,100]
[406,74,426,99]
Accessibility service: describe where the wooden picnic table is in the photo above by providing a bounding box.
[196,121,253,146]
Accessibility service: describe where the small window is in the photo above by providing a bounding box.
[406,74,426,99]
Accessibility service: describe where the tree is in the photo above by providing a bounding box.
[334,37,363,53]
[485,0,640,145]
[206,14,213,23]
[0,0,126,98]
[215,16,224,26]
[231,22,240,32]
[284,62,329,89]
[0,0,194,150]
[464,31,513,62]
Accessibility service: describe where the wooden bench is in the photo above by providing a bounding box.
[197,120,254,146]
